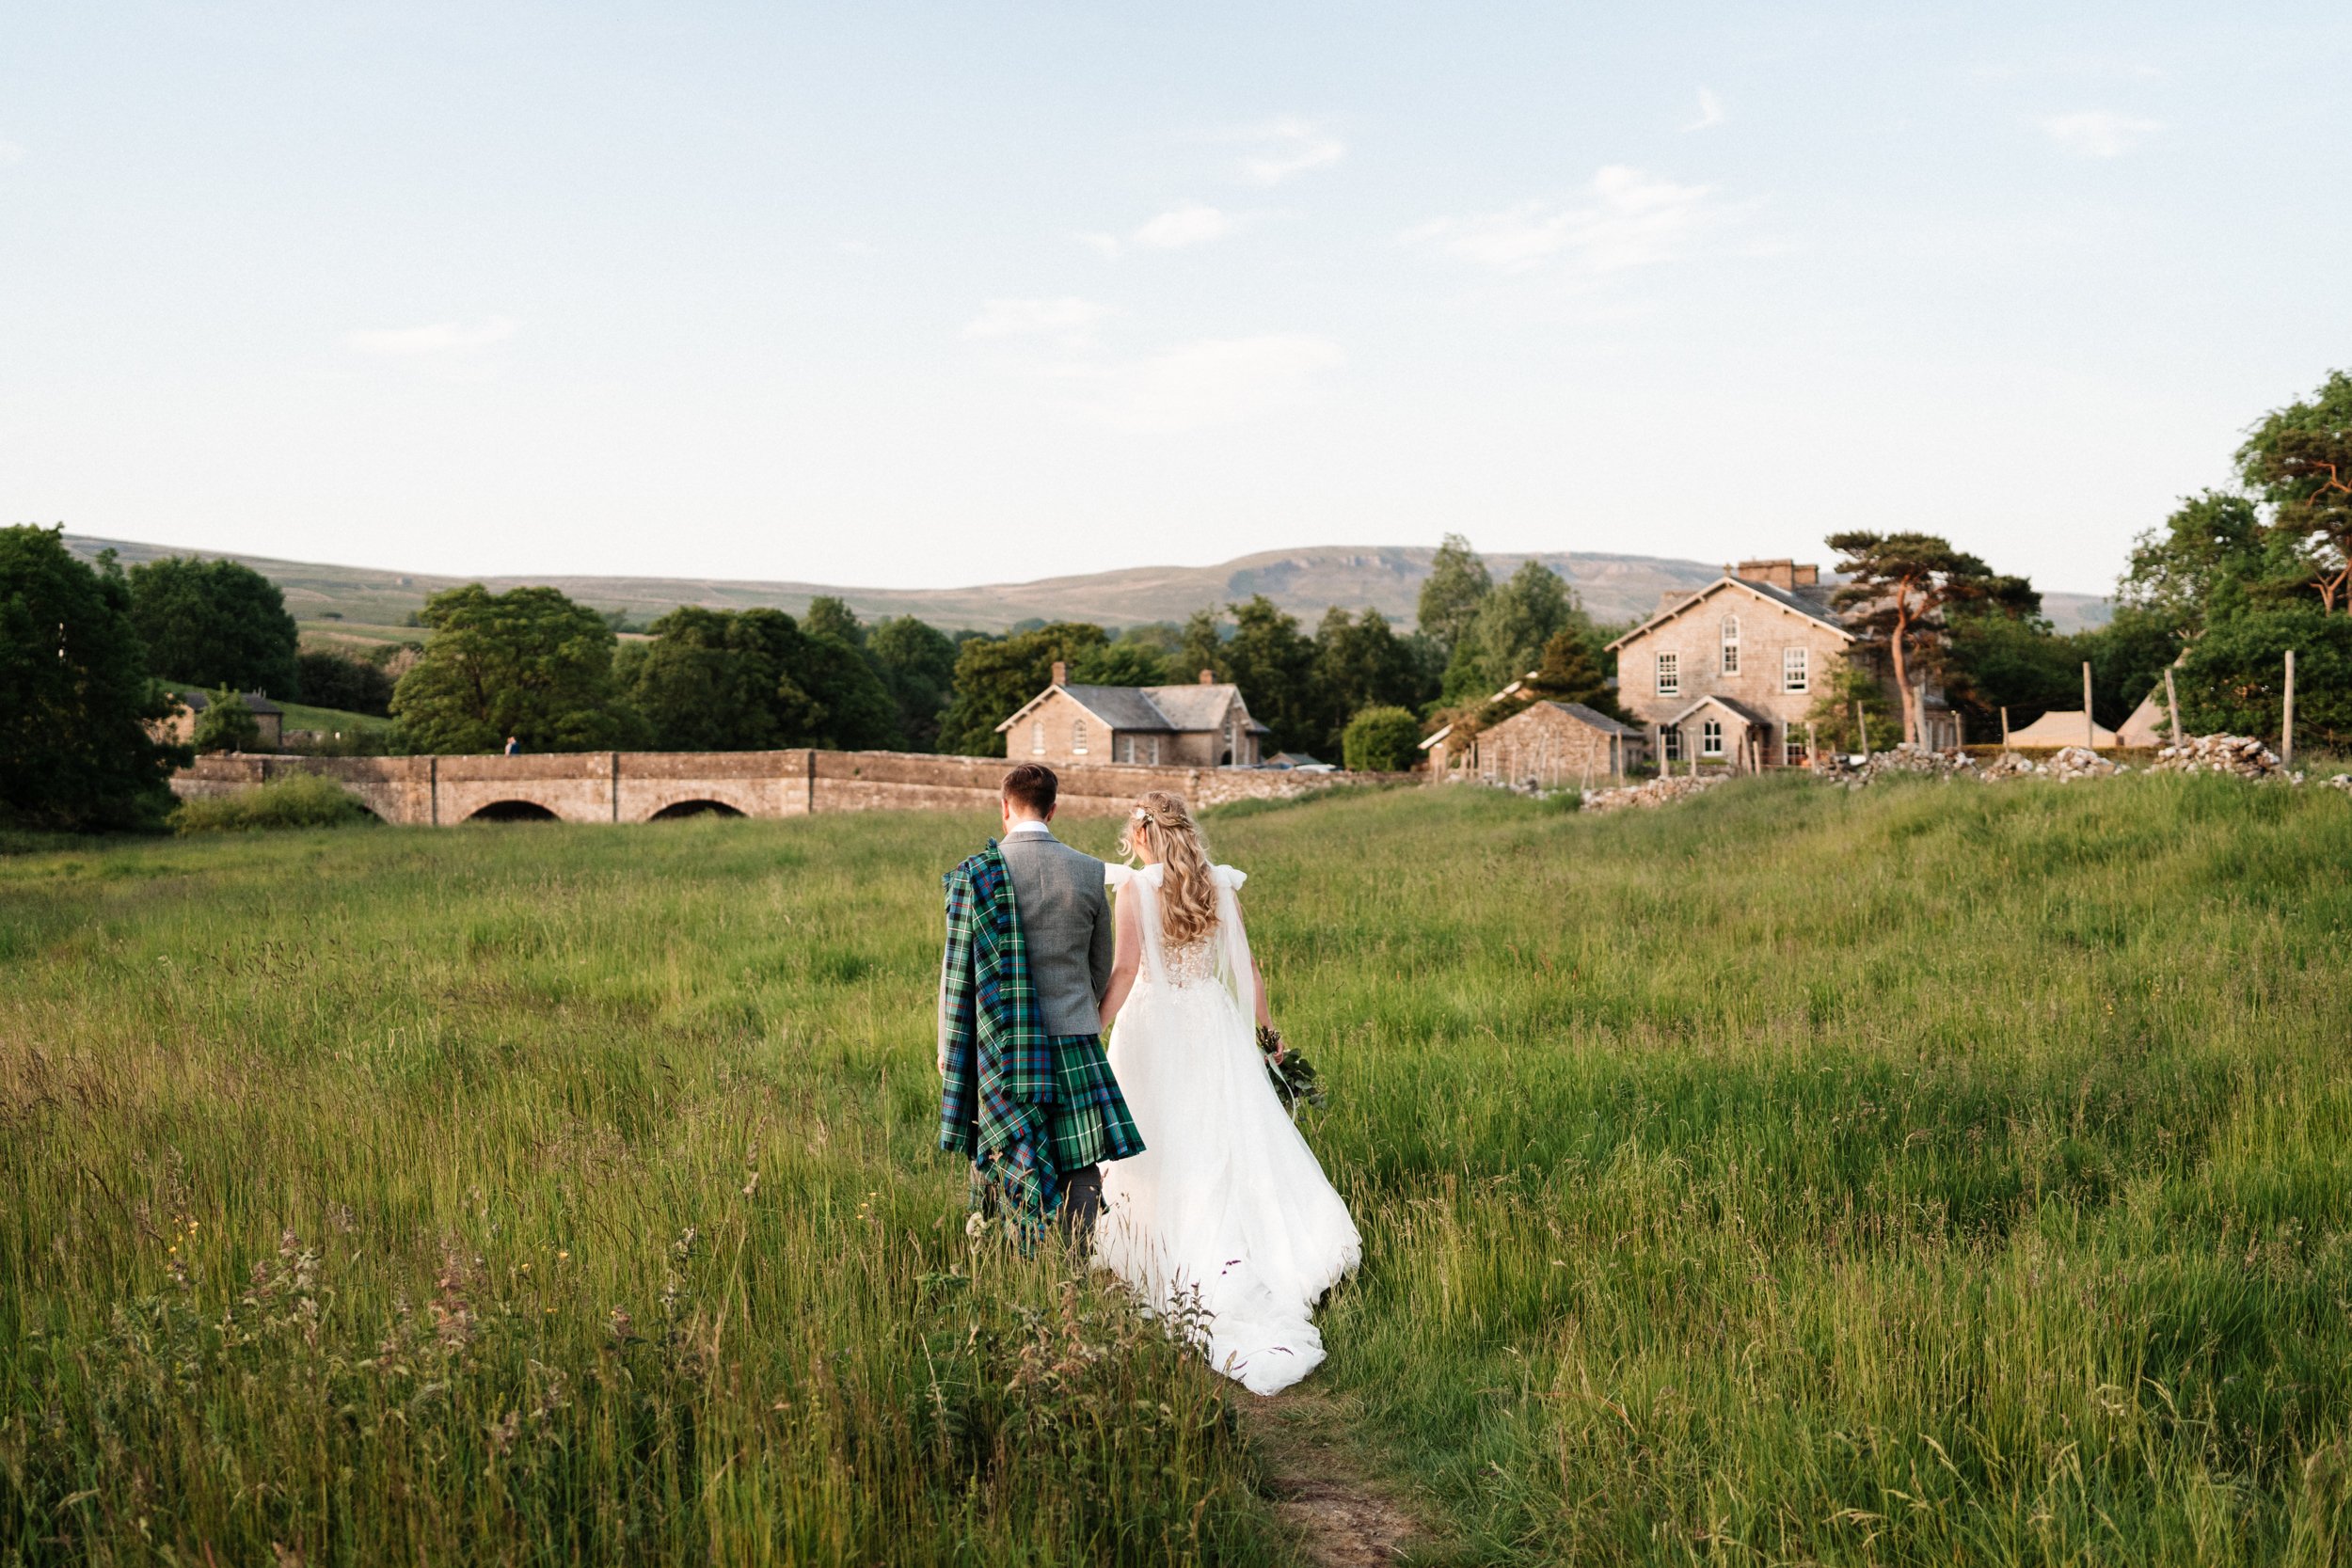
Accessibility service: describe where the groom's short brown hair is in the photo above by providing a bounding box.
[1001,763,1057,816]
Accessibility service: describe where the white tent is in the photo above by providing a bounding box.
[2117,691,2169,748]
[2006,709,2118,748]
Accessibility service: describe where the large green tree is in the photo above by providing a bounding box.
[2236,370,2352,613]
[1218,595,1318,752]
[1442,559,1582,701]
[126,555,300,696]
[1416,533,1491,658]
[390,584,648,753]
[1827,532,2029,744]
[294,649,397,717]
[619,607,818,751]
[867,615,960,751]
[935,622,1110,756]
[1310,608,1430,756]
[0,527,186,831]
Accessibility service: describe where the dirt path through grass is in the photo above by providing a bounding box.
[1246,1388,1425,1566]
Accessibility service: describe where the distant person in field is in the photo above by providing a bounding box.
[1092,791,1359,1395]
[936,764,1143,1246]
[503,736,519,755]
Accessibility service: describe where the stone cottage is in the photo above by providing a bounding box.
[154,688,285,750]
[1442,698,1645,788]
[996,665,1271,768]
[1606,559,1958,768]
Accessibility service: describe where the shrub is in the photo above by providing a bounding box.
[172,772,373,834]
[1343,705,1423,772]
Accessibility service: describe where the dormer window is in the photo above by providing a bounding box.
[1720,616,1740,675]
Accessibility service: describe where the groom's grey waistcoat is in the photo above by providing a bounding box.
[998,831,1115,1037]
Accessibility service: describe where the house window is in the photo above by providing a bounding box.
[1701,718,1724,757]
[1661,725,1684,763]
[1656,652,1680,696]
[1783,646,1809,693]
[1721,617,1740,675]
[1030,720,1045,754]
[1149,736,1161,766]
[1072,718,1089,754]
[1784,729,1808,768]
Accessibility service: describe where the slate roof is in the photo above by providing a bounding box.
[170,688,284,717]
[1542,701,1641,736]
[993,679,1256,736]
[1057,683,1177,732]
[1605,575,1851,651]
[1662,693,1775,728]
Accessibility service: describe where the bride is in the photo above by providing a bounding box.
[1093,791,1360,1396]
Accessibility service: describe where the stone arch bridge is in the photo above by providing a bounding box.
[172,750,1368,825]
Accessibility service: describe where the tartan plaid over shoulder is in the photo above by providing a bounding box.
[936,842,1059,1231]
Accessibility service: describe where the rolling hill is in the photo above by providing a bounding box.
[62,534,2111,641]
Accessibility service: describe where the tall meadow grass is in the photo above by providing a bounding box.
[5,773,2350,1563]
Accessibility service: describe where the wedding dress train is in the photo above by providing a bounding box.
[1094,863,1360,1396]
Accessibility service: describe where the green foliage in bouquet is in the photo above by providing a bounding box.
[1256,1025,1327,1115]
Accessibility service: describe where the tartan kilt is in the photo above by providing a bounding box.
[1043,1033,1145,1171]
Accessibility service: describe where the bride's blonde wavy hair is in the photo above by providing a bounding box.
[1120,791,1218,948]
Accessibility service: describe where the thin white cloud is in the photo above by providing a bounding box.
[1405,166,1724,276]
[2042,110,2160,158]
[1683,88,1726,133]
[1075,204,1236,260]
[1231,117,1345,186]
[345,317,518,356]
[1053,334,1343,434]
[961,296,1115,345]
[1131,204,1233,250]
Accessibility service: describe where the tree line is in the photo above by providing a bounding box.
[8,366,2345,829]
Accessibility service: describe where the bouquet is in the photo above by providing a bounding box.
[1256,1026,1327,1116]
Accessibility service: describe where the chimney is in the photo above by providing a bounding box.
[1198,668,1215,685]
[1733,559,1807,590]
[1051,660,1067,687]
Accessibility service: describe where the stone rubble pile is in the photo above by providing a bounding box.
[2150,734,2284,779]
[1581,774,1728,814]
[2039,746,2125,782]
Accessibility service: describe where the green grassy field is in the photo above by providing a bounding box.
[5,777,2351,1565]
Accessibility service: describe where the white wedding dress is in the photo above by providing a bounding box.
[1094,863,1361,1396]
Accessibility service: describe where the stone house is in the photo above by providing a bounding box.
[1606,559,1959,768]
[1439,697,1645,788]
[996,664,1271,768]
[154,688,285,750]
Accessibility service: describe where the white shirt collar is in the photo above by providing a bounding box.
[1004,818,1055,838]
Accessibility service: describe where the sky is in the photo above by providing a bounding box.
[4,3,2348,599]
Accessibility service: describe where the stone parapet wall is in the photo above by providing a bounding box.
[172,750,1406,825]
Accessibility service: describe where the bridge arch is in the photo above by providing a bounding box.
[465,800,563,823]
[627,781,771,823]
[648,799,747,820]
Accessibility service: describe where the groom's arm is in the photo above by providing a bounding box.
[1087,877,1115,1015]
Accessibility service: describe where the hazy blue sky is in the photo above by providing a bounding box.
[5,3,2346,596]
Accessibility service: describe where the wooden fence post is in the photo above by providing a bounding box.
[2283,649,2296,767]
[2165,667,2183,746]
[2000,705,2010,750]
[2082,662,2095,749]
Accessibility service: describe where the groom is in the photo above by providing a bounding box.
[936,763,1143,1243]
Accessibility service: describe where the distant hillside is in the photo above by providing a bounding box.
[62,535,2110,639]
